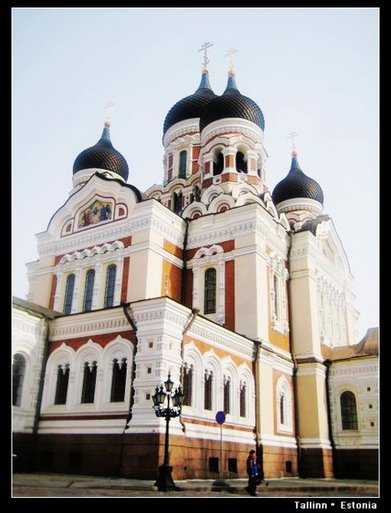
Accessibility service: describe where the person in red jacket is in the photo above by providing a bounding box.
[245,449,259,496]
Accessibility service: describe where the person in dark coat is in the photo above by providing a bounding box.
[246,449,259,496]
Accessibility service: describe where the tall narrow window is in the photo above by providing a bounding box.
[173,191,183,214]
[204,268,216,314]
[12,354,26,407]
[110,358,127,402]
[183,364,193,407]
[214,152,224,175]
[224,377,231,414]
[279,392,285,425]
[236,151,247,173]
[81,361,97,403]
[193,185,202,202]
[273,275,280,321]
[167,153,173,182]
[54,364,70,405]
[341,391,358,430]
[63,273,75,314]
[83,269,95,312]
[240,382,246,418]
[179,150,187,179]
[204,370,213,411]
[104,265,116,308]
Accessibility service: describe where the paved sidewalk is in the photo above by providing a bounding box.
[12,473,379,498]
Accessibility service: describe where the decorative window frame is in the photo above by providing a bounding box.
[72,340,102,409]
[276,376,293,433]
[41,343,75,411]
[202,350,222,416]
[182,343,203,411]
[338,388,360,432]
[99,336,134,409]
[12,352,28,409]
[269,253,289,334]
[221,358,238,417]
[42,337,133,413]
[192,245,225,325]
[54,246,125,313]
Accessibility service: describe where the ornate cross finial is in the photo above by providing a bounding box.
[104,101,115,127]
[225,47,238,72]
[287,131,300,153]
[198,42,213,69]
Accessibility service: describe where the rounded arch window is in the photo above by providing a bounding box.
[179,150,187,179]
[340,391,358,430]
[236,151,247,173]
[214,150,224,176]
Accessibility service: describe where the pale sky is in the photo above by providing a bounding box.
[12,7,379,341]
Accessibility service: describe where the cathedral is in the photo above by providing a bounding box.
[12,56,378,481]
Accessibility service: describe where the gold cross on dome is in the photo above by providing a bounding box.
[225,48,238,71]
[198,42,213,68]
[287,131,300,150]
[104,101,115,124]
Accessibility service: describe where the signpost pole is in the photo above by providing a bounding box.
[220,423,223,480]
[215,410,226,482]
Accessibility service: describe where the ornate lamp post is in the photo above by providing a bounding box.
[152,373,185,491]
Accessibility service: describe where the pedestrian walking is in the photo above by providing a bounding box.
[245,449,259,496]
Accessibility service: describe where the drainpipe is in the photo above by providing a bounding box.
[181,218,190,306]
[121,302,138,431]
[181,307,199,371]
[253,339,262,469]
[31,315,51,470]
[324,359,336,477]
[118,302,139,477]
[291,355,303,477]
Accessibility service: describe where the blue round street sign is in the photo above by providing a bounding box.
[215,411,226,425]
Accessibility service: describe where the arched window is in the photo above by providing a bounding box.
[340,391,358,430]
[193,185,202,202]
[236,151,247,173]
[214,151,224,176]
[279,392,286,425]
[173,191,183,214]
[81,361,97,403]
[204,370,213,410]
[179,150,187,179]
[83,269,95,312]
[12,354,26,407]
[183,364,193,407]
[224,376,231,414]
[63,273,75,314]
[204,268,216,314]
[240,382,246,418]
[110,358,127,402]
[54,364,70,405]
[277,378,292,432]
[104,265,117,308]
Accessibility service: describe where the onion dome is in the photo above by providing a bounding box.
[272,151,324,206]
[73,122,129,182]
[163,69,216,135]
[200,71,265,133]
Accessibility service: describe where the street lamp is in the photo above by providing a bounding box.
[151,372,185,491]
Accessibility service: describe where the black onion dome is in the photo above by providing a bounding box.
[200,73,265,132]
[163,71,216,135]
[73,125,129,181]
[272,153,324,205]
